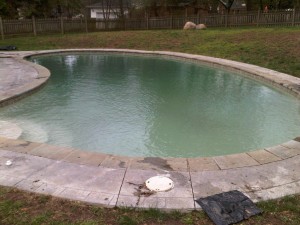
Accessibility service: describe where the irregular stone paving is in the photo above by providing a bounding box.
[0,50,300,211]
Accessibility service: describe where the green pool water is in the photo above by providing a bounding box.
[1,53,300,157]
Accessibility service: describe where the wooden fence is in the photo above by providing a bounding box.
[1,10,299,40]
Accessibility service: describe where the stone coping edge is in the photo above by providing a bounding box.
[1,136,300,172]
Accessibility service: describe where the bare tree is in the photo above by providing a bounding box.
[100,0,113,20]
[218,0,235,13]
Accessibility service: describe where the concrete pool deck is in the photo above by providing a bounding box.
[0,49,300,211]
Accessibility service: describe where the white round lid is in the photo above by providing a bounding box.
[145,176,174,192]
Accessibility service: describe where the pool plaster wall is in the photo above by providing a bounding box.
[0,49,300,211]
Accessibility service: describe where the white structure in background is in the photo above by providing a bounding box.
[87,0,132,20]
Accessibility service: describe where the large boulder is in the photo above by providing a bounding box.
[183,22,196,30]
[196,24,207,30]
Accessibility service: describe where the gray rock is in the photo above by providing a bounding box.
[183,22,196,30]
[196,24,207,30]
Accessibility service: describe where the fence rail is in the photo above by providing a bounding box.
[0,10,299,39]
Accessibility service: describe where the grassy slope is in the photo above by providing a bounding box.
[1,27,300,77]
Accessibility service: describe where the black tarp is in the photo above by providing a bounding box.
[195,190,262,225]
[0,46,17,51]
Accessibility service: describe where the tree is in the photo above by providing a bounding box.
[0,0,84,19]
[97,0,113,20]
[218,0,235,13]
[0,0,21,19]
[245,0,254,10]
[247,0,297,11]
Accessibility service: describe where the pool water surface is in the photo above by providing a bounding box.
[1,53,300,157]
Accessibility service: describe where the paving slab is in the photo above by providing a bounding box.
[188,157,220,172]
[191,155,300,199]
[213,153,259,169]
[137,196,167,209]
[56,188,91,201]
[123,196,195,211]
[247,150,281,164]
[247,180,300,202]
[0,149,8,157]
[63,150,107,166]
[281,140,300,150]
[100,155,131,169]
[27,161,126,194]
[0,174,24,187]
[35,183,65,196]
[191,170,243,199]
[85,192,117,208]
[265,145,300,159]
[118,168,194,209]
[165,197,195,211]
[120,169,193,198]
[0,150,54,179]
[0,137,42,154]
[14,179,44,192]
[129,157,188,172]
[117,195,139,208]
[28,143,75,160]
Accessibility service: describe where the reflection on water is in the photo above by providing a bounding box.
[1,53,300,157]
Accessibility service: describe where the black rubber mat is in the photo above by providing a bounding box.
[0,46,17,51]
[195,190,262,225]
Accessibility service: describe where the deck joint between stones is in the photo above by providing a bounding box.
[186,158,196,209]
[116,165,129,207]
[245,153,260,164]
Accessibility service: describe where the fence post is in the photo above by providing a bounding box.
[146,15,149,30]
[85,16,88,33]
[170,16,173,29]
[32,16,37,36]
[123,18,126,30]
[225,13,228,27]
[0,17,4,40]
[292,8,296,26]
[257,9,260,26]
[60,16,64,34]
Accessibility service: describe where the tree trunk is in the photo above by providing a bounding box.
[259,0,263,10]
[246,0,253,11]
[119,0,124,19]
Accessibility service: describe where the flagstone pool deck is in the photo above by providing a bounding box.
[0,49,300,211]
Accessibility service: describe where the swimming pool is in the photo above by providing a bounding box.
[1,52,300,157]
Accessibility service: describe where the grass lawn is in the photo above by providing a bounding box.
[0,186,300,225]
[0,27,300,77]
[1,27,300,224]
